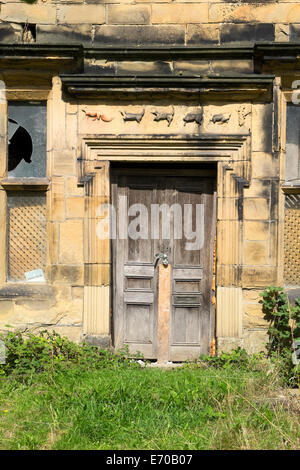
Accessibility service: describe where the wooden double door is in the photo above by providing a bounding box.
[112,169,216,361]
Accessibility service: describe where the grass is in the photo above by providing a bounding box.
[0,360,299,450]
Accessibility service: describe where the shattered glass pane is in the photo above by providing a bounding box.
[8,101,46,178]
[286,103,300,183]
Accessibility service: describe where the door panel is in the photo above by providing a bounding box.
[112,170,216,361]
[112,175,159,358]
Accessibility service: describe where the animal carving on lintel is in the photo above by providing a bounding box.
[82,109,114,122]
[210,113,231,124]
[238,105,251,127]
[121,109,145,123]
[152,107,174,127]
[183,108,203,126]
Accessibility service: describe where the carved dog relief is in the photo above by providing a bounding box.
[152,107,174,127]
[82,109,114,122]
[183,108,203,126]
[121,109,145,123]
[211,113,231,124]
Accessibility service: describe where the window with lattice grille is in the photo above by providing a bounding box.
[284,194,300,286]
[7,192,47,282]
[3,101,48,283]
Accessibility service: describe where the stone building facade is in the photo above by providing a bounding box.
[0,1,300,359]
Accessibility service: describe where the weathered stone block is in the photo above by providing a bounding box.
[51,76,66,151]
[117,61,172,76]
[0,23,18,43]
[66,176,85,197]
[72,286,84,300]
[217,337,244,354]
[244,198,269,220]
[50,177,65,222]
[244,179,271,199]
[186,24,219,45]
[242,267,277,287]
[243,289,263,302]
[1,4,56,24]
[84,264,110,286]
[275,23,289,42]
[209,3,300,24]
[217,197,238,220]
[59,220,84,264]
[220,23,274,44]
[252,153,279,179]
[108,5,151,25]
[53,150,76,176]
[48,222,59,265]
[244,241,269,265]
[57,5,105,24]
[48,326,82,343]
[84,220,110,264]
[83,334,111,348]
[93,25,185,46]
[211,59,253,74]
[0,300,14,320]
[66,197,85,219]
[37,24,92,45]
[174,60,210,76]
[84,59,116,75]
[290,24,300,41]
[244,221,269,241]
[252,104,273,153]
[51,265,84,285]
[152,4,209,24]
[243,329,268,354]
[66,113,78,151]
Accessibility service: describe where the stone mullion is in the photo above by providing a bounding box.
[83,161,111,346]
[216,162,244,343]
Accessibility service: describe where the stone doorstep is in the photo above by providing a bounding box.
[147,361,185,369]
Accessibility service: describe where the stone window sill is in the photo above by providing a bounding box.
[0,178,50,191]
[0,283,53,300]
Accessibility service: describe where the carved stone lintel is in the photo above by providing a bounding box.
[121,109,145,123]
[183,108,203,126]
[238,105,251,127]
[211,113,231,124]
[152,107,174,127]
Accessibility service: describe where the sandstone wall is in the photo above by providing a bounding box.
[0,1,299,46]
[0,0,289,353]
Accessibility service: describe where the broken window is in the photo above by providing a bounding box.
[286,103,300,184]
[8,101,46,178]
[5,101,47,283]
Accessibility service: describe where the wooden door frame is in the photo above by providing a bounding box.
[110,166,217,357]
[79,134,251,350]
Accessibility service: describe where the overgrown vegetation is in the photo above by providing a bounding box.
[0,346,299,450]
[0,330,137,380]
[0,288,299,450]
[259,286,300,388]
